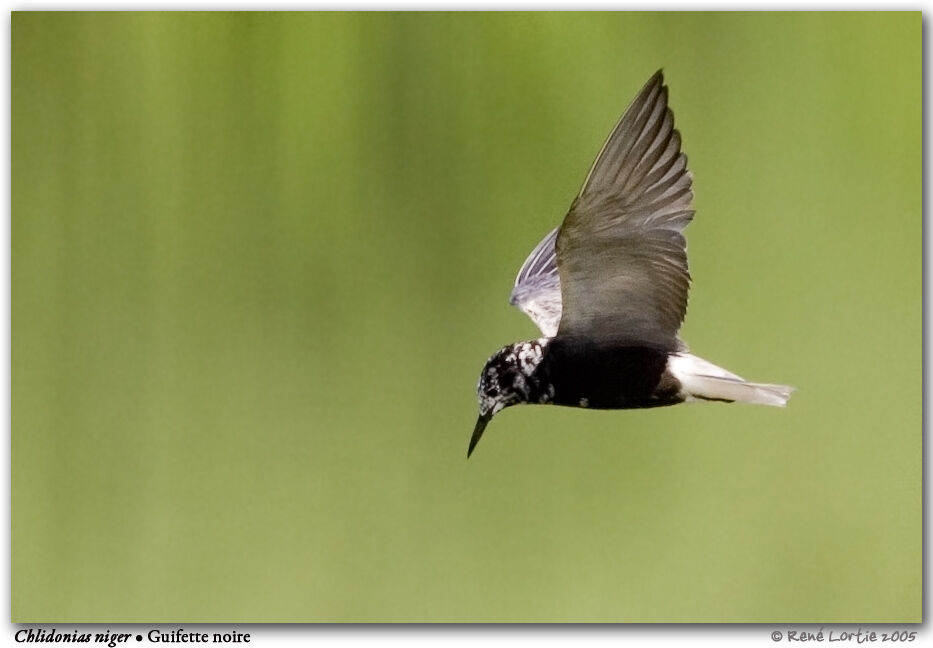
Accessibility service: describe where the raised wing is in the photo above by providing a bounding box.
[555,70,694,350]
[509,228,561,337]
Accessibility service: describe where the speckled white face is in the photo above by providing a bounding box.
[516,340,545,374]
[477,338,549,416]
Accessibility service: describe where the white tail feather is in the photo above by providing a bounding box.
[668,353,794,407]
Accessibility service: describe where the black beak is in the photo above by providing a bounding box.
[467,414,491,458]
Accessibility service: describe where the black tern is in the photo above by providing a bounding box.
[469,70,793,458]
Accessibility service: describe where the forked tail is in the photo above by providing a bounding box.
[668,353,794,407]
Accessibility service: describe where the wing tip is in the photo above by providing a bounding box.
[648,68,665,90]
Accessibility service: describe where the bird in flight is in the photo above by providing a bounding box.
[469,70,793,458]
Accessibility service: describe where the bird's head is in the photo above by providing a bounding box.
[469,340,548,457]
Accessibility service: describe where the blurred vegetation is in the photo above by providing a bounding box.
[12,12,920,621]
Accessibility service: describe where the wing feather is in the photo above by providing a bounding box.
[509,228,562,337]
[555,70,694,350]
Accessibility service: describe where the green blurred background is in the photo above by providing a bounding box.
[12,12,920,621]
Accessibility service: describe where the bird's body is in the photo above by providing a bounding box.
[470,70,793,457]
[540,339,682,410]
